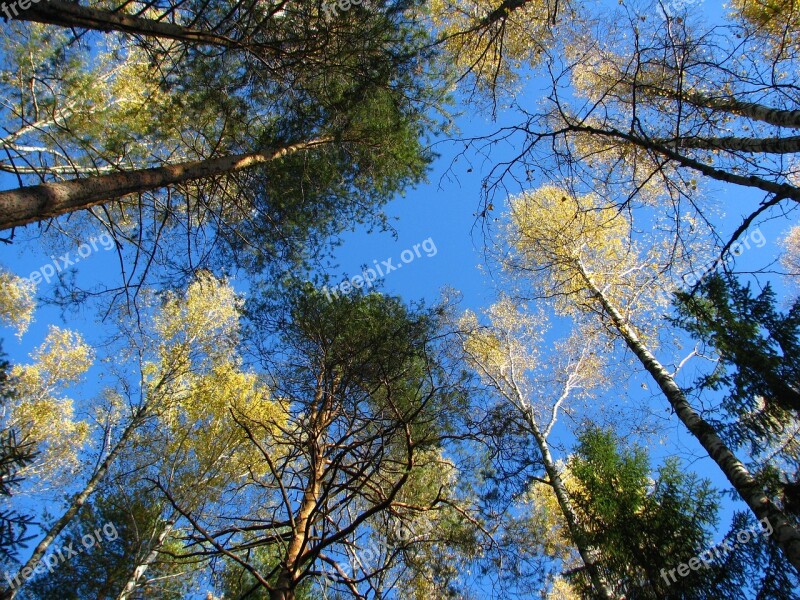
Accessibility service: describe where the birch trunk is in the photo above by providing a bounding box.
[657,135,800,154]
[116,518,177,600]
[524,409,616,599]
[576,260,800,574]
[0,417,141,599]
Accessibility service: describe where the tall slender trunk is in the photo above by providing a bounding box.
[656,135,800,154]
[568,121,800,204]
[0,138,331,230]
[632,81,800,129]
[10,0,239,48]
[0,418,141,600]
[524,408,616,599]
[686,93,800,129]
[270,381,330,600]
[576,260,800,573]
[116,518,177,600]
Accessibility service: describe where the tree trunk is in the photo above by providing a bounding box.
[657,135,800,154]
[0,418,140,599]
[0,138,331,230]
[567,121,800,204]
[116,518,177,600]
[576,260,800,574]
[632,81,800,129]
[270,382,330,600]
[688,94,800,129]
[525,408,616,599]
[10,0,238,48]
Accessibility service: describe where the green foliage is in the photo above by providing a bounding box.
[671,272,800,450]
[567,425,724,599]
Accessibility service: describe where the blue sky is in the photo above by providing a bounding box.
[2,0,800,593]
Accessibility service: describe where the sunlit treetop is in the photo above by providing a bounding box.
[128,272,282,499]
[504,185,674,342]
[781,225,800,279]
[0,269,35,337]
[6,326,92,487]
[427,0,566,94]
[731,0,799,54]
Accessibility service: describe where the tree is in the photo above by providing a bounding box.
[531,426,799,598]
[156,285,469,600]
[457,297,614,598]
[0,271,282,599]
[427,0,565,100]
[0,2,441,306]
[436,0,800,257]
[24,485,193,600]
[672,273,800,443]
[0,345,36,563]
[561,426,721,598]
[500,184,800,572]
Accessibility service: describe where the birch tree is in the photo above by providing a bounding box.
[502,184,800,573]
[457,298,615,598]
[0,272,281,599]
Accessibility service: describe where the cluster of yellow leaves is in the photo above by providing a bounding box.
[427,0,555,92]
[459,297,543,397]
[781,225,800,278]
[518,467,581,563]
[731,0,799,52]
[546,576,582,600]
[508,186,629,305]
[506,185,670,324]
[138,272,283,498]
[8,326,92,485]
[0,269,35,337]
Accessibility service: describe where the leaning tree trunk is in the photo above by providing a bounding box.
[524,407,616,599]
[0,415,143,600]
[116,517,178,600]
[567,121,800,204]
[0,138,331,230]
[576,260,800,574]
[11,0,239,48]
[655,135,800,154]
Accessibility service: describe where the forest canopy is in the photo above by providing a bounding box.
[0,0,799,598]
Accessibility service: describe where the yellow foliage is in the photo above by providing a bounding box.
[546,576,582,599]
[781,225,800,278]
[7,326,92,482]
[731,0,799,52]
[131,272,283,499]
[428,0,557,92]
[506,185,669,325]
[520,469,580,562]
[0,270,35,337]
[507,186,629,308]
[459,296,544,392]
